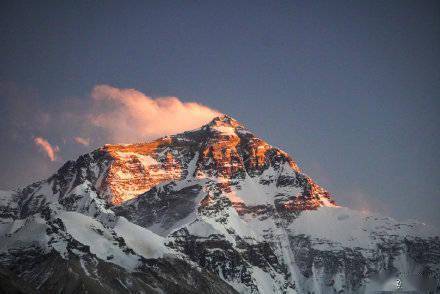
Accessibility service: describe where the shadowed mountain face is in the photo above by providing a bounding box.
[0,115,438,293]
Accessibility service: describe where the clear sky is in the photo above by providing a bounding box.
[1,1,439,226]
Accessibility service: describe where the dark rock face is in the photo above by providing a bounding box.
[0,247,237,294]
[0,266,37,294]
[113,183,203,234]
[289,234,368,292]
[0,115,438,293]
[288,234,440,293]
[167,229,296,294]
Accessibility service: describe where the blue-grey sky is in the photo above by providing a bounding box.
[1,1,439,226]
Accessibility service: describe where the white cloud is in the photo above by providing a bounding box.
[34,137,59,161]
[89,85,222,143]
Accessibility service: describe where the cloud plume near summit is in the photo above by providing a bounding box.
[90,85,222,143]
[0,82,221,188]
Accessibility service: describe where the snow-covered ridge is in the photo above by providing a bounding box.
[289,206,439,250]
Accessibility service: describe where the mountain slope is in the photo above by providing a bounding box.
[0,115,438,293]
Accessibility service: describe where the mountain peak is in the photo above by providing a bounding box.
[77,114,333,206]
[207,114,242,128]
[200,114,250,138]
[2,118,438,294]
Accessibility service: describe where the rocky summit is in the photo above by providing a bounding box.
[0,115,438,293]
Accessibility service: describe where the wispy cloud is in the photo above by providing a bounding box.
[33,137,59,161]
[73,136,90,146]
[90,85,221,143]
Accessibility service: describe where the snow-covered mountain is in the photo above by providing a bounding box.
[0,115,438,293]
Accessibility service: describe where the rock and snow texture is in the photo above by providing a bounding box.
[0,115,439,293]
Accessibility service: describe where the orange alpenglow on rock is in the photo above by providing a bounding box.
[80,115,335,209]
